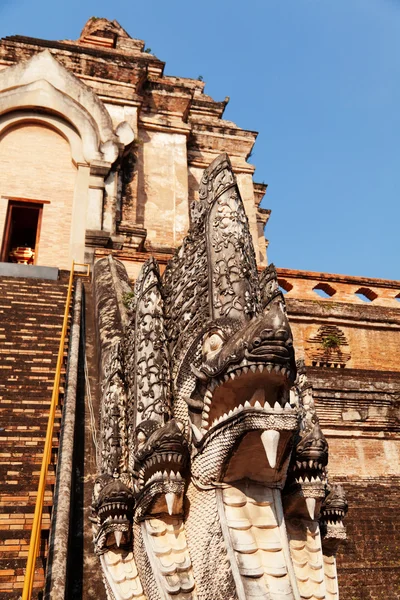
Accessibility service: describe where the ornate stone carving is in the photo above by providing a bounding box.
[284,360,328,520]
[307,324,351,368]
[93,154,346,600]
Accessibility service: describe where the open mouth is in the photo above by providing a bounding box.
[322,508,346,528]
[135,456,187,517]
[97,501,132,548]
[136,452,185,489]
[292,458,326,484]
[188,357,297,474]
[98,499,132,524]
[197,357,294,435]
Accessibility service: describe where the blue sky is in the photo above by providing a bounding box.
[0,0,399,279]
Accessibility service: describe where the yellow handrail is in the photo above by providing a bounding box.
[22,262,82,599]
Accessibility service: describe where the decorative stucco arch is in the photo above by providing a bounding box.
[0,50,134,266]
[0,111,86,165]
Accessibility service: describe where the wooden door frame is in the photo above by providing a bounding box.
[0,199,45,264]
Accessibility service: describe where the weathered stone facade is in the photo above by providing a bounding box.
[0,18,268,272]
[0,17,399,600]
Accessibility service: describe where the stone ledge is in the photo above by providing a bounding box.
[0,263,59,281]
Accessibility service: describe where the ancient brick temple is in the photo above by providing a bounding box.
[0,17,399,600]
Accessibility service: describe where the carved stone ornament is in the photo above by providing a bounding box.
[93,154,347,600]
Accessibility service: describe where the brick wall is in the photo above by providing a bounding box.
[286,298,400,372]
[0,123,77,270]
[336,479,400,600]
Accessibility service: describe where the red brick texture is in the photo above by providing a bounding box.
[0,276,68,599]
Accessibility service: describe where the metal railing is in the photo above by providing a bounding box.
[22,261,89,600]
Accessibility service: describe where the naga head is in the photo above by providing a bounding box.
[284,410,328,520]
[320,483,348,552]
[92,474,134,554]
[132,418,189,519]
[284,364,328,520]
[163,154,298,486]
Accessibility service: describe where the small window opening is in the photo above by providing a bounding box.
[313,283,336,298]
[1,201,42,265]
[355,287,377,303]
[278,279,293,294]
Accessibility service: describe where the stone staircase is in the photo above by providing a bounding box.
[0,275,69,599]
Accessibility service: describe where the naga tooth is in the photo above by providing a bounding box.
[224,374,230,382]
[284,402,292,411]
[190,363,208,381]
[114,531,122,548]
[267,364,273,373]
[237,404,244,411]
[191,423,202,442]
[250,388,265,407]
[306,497,316,520]
[230,372,235,380]
[201,419,208,428]
[309,460,313,469]
[274,401,283,412]
[243,366,249,374]
[261,430,280,469]
[165,492,177,516]
[258,364,264,373]
[244,401,251,408]
[250,364,257,373]
[176,472,182,480]
[203,404,210,413]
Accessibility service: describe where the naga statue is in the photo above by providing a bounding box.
[91,154,347,600]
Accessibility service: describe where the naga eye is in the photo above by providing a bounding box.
[203,331,224,356]
[136,430,147,448]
